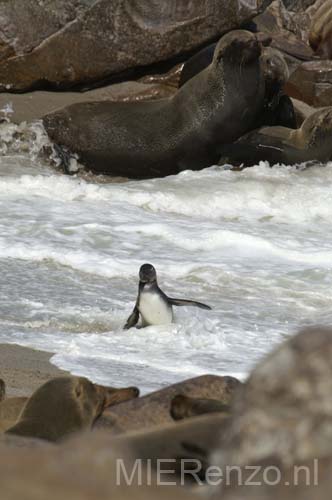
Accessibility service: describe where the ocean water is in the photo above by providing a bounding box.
[1,118,332,393]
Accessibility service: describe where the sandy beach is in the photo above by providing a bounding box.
[0,344,68,397]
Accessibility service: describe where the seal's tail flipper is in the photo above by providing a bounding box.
[168,298,212,310]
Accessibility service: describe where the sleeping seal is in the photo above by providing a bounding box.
[218,106,332,168]
[6,376,139,442]
[124,264,211,329]
[43,30,265,179]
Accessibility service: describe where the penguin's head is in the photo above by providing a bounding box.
[139,263,157,283]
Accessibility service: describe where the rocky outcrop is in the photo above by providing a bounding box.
[210,327,332,499]
[0,0,271,92]
[216,327,332,469]
[286,60,332,106]
[252,0,315,74]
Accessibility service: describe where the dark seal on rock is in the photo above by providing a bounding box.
[218,106,332,167]
[43,30,266,179]
[180,42,296,129]
[6,377,139,442]
[260,47,296,129]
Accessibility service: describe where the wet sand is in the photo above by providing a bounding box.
[0,344,69,397]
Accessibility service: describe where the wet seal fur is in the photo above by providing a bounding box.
[124,263,211,329]
[6,376,139,442]
[218,106,332,168]
[180,42,296,129]
[43,30,265,179]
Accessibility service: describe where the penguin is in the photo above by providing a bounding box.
[124,263,211,329]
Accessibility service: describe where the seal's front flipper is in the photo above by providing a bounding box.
[168,298,212,310]
[124,306,140,330]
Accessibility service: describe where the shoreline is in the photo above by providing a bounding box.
[0,343,69,397]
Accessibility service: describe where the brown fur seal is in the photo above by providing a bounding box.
[0,379,5,402]
[170,394,230,421]
[309,0,332,59]
[179,42,296,129]
[43,30,266,179]
[6,377,139,442]
[96,375,240,434]
[218,106,332,167]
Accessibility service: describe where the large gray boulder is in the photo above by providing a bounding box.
[216,327,332,469]
[210,327,332,500]
[0,0,271,91]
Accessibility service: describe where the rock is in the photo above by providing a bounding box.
[286,61,332,106]
[216,455,330,500]
[215,327,332,470]
[95,375,241,434]
[252,0,314,74]
[0,0,271,92]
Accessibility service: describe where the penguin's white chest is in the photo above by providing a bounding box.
[139,291,173,326]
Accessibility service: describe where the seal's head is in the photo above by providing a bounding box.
[213,30,262,67]
[261,47,289,94]
[139,263,157,283]
[5,376,140,442]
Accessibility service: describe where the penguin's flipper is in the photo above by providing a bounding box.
[168,298,212,310]
[124,306,140,330]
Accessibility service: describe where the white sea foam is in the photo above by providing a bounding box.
[0,121,332,391]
